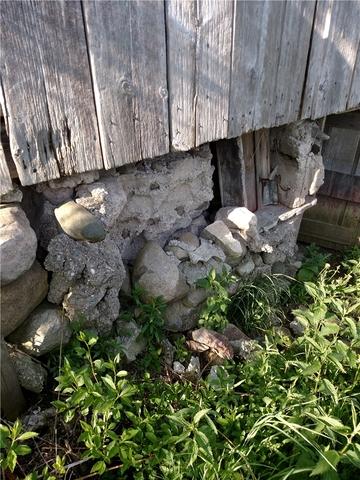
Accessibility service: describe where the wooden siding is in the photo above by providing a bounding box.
[1,0,360,192]
[299,111,360,249]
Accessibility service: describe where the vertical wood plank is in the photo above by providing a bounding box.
[83,0,169,168]
[241,132,257,212]
[215,138,246,207]
[166,0,197,150]
[166,0,233,150]
[195,0,233,146]
[254,129,271,209]
[229,0,314,137]
[0,142,13,194]
[302,0,360,119]
[348,44,360,109]
[0,1,103,185]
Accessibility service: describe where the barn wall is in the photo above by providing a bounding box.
[1,0,360,191]
[299,111,360,249]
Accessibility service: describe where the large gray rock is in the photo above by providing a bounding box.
[76,176,127,228]
[54,200,106,242]
[0,205,37,285]
[8,347,47,393]
[1,261,48,337]
[45,234,125,334]
[133,241,188,303]
[179,259,231,286]
[8,303,72,357]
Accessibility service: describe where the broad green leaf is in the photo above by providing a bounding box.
[91,460,107,475]
[194,409,211,424]
[102,375,117,391]
[302,360,322,376]
[310,450,340,476]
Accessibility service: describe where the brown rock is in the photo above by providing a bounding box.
[191,328,234,360]
[1,261,48,337]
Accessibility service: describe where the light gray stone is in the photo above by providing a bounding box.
[116,320,146,362]
[215,207,257,232]
[0,205,37,285]
[202,221,245,259]
[76,176,127,228]
[182,288,209,308]
[272,120,315,158]
[179,259,230,286]
[173,361,185,374]
[164,301,200,332]
[236,256,255,276]
[8,347,47,393]
[54,200,106,242]
[1,261,48,338]
[133,241,188,303]
[45,234,125,334]
[0,185,23,203]
[221,323,255,360]
[8,303,71,357]
[178,232,200,249]
[189,238,226,264]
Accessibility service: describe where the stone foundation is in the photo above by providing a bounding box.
[0,121,325,400]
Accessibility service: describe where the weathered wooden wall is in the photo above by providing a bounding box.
[1,0,360,191]
[299,111,360,249]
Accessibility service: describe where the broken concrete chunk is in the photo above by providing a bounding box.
[133,241,188,303]
[201,221,245,259]
[54,200,106,242]
[216,207,257,232]
[76,176,127,228]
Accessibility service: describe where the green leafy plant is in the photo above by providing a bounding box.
[197,268,237,331]
[0,420,38,473]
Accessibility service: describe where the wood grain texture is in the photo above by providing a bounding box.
[166,0,233,149]
[194,0,233,146]
[229,0,314,137]
[0,1,103,185]
[302,0,360,119]
[241,133,257,212]
[254,129,270,209]
[166,0,197,150]
[215,138,246,208]
[348,43,360,109]
[0,142,13,194]
[83,0,169,168]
